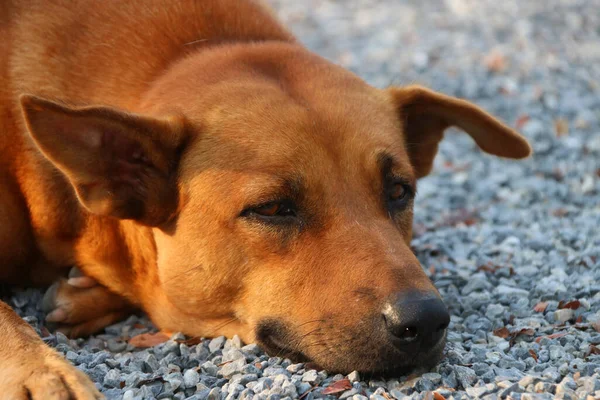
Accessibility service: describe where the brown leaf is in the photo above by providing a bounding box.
[128,332,170,348]
[533,302,548,313]
[515,328,535,337]
[176,336,202,346]
[588,345,600,356]
[552,208,569,217]
[423,392,441,400]
[40,326,52,338]
[433,392,446,400]
[484,50,507,73]
[554,119,569,137]
[529,349,538,362]
[477,264,513,275]
[322,379,352,395]
[558,300,581,310]
[493,327,510,339]
[515,115,530,130]
[574,323,590,331]
[535,332,567,343]
[299,387,318,400]
[509,328,536,347]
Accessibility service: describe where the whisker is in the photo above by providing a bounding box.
[205,317,238,338]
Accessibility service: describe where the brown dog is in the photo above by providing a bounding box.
[0,0,532,398]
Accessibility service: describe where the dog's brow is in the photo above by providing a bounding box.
[254,174,305,200]
[377,152,416,190]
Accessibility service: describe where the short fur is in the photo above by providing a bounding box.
[0,0,531,397]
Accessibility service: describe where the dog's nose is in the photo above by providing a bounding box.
[382,292,450,350]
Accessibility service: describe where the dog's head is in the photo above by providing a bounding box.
[20,43,530,375]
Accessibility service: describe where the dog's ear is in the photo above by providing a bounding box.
[387,85,532,178]
[20,95,187,226]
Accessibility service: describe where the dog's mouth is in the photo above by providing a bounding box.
[255,318,447,376]
[255,319,311,363]
[258,330,311,362]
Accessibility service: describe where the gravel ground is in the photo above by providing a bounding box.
[5,0,600,399]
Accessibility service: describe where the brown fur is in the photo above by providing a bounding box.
[0,0,531,397]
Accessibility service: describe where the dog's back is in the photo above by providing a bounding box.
[2,0,294,109]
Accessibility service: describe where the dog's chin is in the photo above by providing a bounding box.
[258,338,446,377]
[257,331,311,363]
[315,337,447,378]
[256,319,447,377]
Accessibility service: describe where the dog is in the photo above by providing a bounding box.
[0,0,532,398]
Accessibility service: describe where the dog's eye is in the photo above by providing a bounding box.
[246,201,297,219]
[389,183,407,201]
[386,181,412,211]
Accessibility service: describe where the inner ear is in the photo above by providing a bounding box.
[20,94,187,226]
[388,85,532,178]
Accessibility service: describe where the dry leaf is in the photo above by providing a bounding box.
[128,332,170,348]
[535,332,567,343]
[552,208,569,217]
[176,336,202,346]
[588,345,600,356]
[484,50,507,73]
[558,300,581,310]
[515,115,530,130]
[533,302,548,313]
[322,378,352,395]
[515,328,535,337]
[299,387,318,400]
[477,264,514,276]
[574,323,590,331]
[423,392,440,400]
[529,349,538,362]
[494,327,535,347]
[40,326,51,338]
[433,392,446,400]
[493,327,510,339]
[554,119,569,137]
[509,328,535,347]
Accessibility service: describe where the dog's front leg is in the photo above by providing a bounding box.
[42,267,137,337]
[0,300,102,399]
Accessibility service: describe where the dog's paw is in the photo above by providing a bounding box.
[42,268,134,337]
[2,347,104,399]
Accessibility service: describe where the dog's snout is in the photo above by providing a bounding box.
[382,292,450,350]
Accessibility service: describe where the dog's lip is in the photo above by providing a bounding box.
[257,333,309,362]
[256,335,445,376]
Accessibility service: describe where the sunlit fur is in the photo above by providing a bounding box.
[0,0,532,387]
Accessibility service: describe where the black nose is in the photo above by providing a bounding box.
[382,292,450,350]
